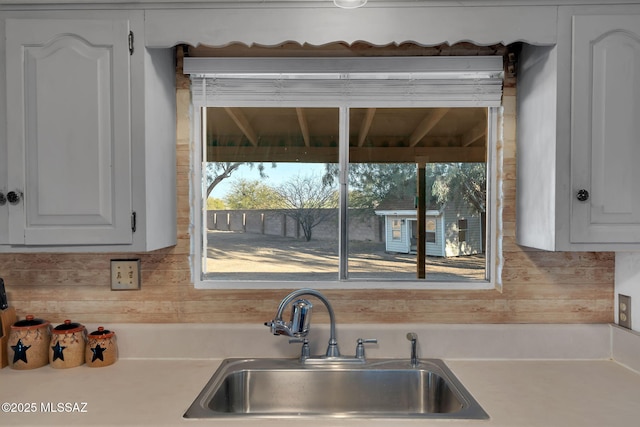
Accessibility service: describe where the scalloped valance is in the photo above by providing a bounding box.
[145,5,557,48]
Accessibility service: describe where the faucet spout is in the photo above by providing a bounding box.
[266,288,340,358]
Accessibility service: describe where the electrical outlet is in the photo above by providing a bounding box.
[111,259,141,290]
[618,294,631,330]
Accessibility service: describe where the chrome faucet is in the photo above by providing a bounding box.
[265,288,341,358]
[407,332,419,367]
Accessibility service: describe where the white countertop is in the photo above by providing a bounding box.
[1,324,639,427]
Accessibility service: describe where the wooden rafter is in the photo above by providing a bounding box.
[357,108,376,147]
[224,107,258,146]
[207,146,485,163]
[295,107,311,148]
[409,108,450,147]
[462,121,487,147]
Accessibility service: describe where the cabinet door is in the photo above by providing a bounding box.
[5,18,133,245]
[571,14,640,244]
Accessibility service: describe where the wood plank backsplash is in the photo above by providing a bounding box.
[0,53,614,325]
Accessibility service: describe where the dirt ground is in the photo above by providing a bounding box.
[205,230,486,282]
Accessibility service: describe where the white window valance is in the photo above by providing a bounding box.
[185,56,504,108]
[145,5,557,48]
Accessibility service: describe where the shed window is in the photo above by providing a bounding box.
[458,219,469,242]
[391,220,402,241]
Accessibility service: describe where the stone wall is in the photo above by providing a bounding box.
[207,209,383,242]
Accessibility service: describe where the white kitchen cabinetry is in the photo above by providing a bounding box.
[6,17,133,246]
[0,12,176,251]
[517,6,640,251]
[571,14,640,245]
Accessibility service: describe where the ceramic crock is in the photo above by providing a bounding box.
[49,319,87,368]
[8,315,51,370]
[85,326,117,367]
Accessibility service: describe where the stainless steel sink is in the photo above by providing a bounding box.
[184,358,489,419]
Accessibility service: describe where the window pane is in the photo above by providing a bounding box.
[204,107,339,281]
[202,106,489,283]
[347,108,487,281]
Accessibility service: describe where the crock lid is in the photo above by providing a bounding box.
[88,326,114,338]
[52,319,85,334]
[12,314,50,329]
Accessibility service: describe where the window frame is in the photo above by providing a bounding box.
[188,57,503,290]
[391,219,403,241]
[458,219,469,243]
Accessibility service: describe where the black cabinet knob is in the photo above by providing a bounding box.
[576,189,590,202]
[0,192,5,206]
[7,191,22,205]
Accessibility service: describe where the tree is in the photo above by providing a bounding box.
[207,197,225,209]
[431,163,486,214]
[224,178,284,209]
[323,162,486,213]
[205,162,273,198]
[323,163,416,209]
[277,174,339,241]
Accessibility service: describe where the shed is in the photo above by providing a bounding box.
[374,196,483,257]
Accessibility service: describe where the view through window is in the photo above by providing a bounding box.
[203,106,489,283]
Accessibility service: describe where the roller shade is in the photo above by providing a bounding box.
[185,56,504,108]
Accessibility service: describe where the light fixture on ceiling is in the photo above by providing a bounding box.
[334,0,367,9]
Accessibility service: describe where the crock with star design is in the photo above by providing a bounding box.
[8,315,51,370]
[49,319,87,368]
[85,326,117,367]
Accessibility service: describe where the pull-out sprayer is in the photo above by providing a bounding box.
[406,332,418,368]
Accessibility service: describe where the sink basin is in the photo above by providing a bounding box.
[184,358,489,419]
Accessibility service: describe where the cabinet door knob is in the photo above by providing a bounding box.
[0,192,5,206]
[576,189,590,202]
[7,191,22,205]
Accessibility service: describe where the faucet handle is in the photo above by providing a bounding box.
[289,337,310,361]
[355,338,378,359]
[265,320,289,336]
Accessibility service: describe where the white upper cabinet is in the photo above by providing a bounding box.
[517,6,640,251]
[5,18,133,245]
[571,14,640,245]
[0,11,176,251]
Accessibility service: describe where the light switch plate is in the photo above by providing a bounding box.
[111,259,141,290]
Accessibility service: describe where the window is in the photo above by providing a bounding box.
[391,220,403,241]
[186,56,503,289]
[458,219,468,243]
[426,219,437,244]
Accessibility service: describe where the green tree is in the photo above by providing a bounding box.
[323,163,417,209]
[432,163,486,214]
[207,198,225,209]
[277,174,338,241]
[224,178,284,209]
[324,162,485,213]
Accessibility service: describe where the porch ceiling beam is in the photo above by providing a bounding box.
[209,135,461,148]
[207,146,485,163]
[357,108,377,147]
[295,107,311,148]
[462,121,486,147]
[409,108,450,147]
[224,107,259,146]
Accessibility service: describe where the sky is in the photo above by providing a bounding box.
[209,162,327,199]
